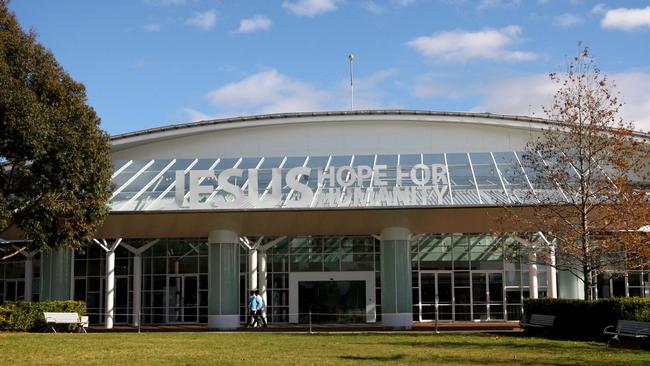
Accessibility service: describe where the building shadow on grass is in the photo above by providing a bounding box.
[338,354,405,362]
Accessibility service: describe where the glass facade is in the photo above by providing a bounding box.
[0,248,40,303]
[2,235,650,325]
[71,238,248,325]
[411,234,548,322]
[264,236,380,323]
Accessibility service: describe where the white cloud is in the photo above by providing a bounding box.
[473,72,650,131]
[203,68,399,115]
[142,24,161,32]
[602,7,650,30]
[181,108,213,122]
[406,26,537,62]
[206,70,331,114]
[236,15,272,33]
[554,13,582,28]
[392,0,416,6]
[477,0,521,11]
[346,68,400,109]
[591,4,606,15]
[472,74,554,117]
[131,60,148,69]
[282,0,339,17]
[611,71,650,131]
[185,9,217,31]
[363,1,384,15]
[411,74,461,99]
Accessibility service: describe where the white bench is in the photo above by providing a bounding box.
[604,320,650,348]
[521,314,556,331]
[43,312,89,333]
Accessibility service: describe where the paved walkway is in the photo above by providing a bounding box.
[90,321,522,333]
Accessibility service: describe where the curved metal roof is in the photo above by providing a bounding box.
[110,109,559,142]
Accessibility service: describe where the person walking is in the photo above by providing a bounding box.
[254,290,268,328]
[247,290,259,328]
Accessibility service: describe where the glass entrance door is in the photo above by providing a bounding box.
[472,272,504,321]
[167,275,199,323]
[419,271,454,321]
[298,280,366,323]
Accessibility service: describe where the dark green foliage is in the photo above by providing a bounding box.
[523,298,650,340]
[0,1,112,250]
[0,300,86,332]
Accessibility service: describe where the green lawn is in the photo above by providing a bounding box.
[1,332,649,365]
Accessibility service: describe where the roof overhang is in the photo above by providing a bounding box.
[90,205,541,238]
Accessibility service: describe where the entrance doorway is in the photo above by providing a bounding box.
[166,275,199,323]
[298,280,365,323]
[419,271,453,321]
[289,271,376,324]
[472,272,504,321]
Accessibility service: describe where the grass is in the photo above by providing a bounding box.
[1,332,649,365]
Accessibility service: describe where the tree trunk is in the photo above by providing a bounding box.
[583,267,592,300]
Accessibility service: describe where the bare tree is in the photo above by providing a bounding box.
[513,47,650,300]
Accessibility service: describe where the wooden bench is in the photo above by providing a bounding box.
[43,312,89,333]
[603,320,650,348]
[520,314,556,332]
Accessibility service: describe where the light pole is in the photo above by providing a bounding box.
[348,54,354,110]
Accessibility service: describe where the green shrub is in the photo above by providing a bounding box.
[523,297,650,340]
[0,300,86,332]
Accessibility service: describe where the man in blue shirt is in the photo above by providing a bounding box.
[254,290,268,327]
[247,290,260,328]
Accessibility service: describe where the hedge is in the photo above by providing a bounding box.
[0,300,86,332]
[523,297,650,340]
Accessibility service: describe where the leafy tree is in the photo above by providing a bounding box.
[0,1,112,252]
[512,47,650,300]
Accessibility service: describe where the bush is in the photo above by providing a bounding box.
[523,297,650,340]
[0,300,86,332]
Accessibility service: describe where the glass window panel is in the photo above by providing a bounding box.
[258,157,284,169]
[120,159,155,173]
[283,156,308,168]
[454,272,470,287]
[354,155,374,166]
[180,256,198,274]
[238,157,262,170]
[400,154,422,167]
[423,154,445,165]
[376,154,397,166]
[505,271,521,286]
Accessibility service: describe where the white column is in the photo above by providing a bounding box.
[380,227,412,329]
[208,229,240,330]
[624,272,630,298]
[249,249,258,291]
[133,254,142,326]
[105,250,115,329]
[528,249,538,299]
[547,244,557,298]
[259,251,267,307]
[24,256,33,301]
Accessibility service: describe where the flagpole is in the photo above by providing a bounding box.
[348,54,354,110]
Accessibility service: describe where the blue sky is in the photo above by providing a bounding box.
[8,0,650,134]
